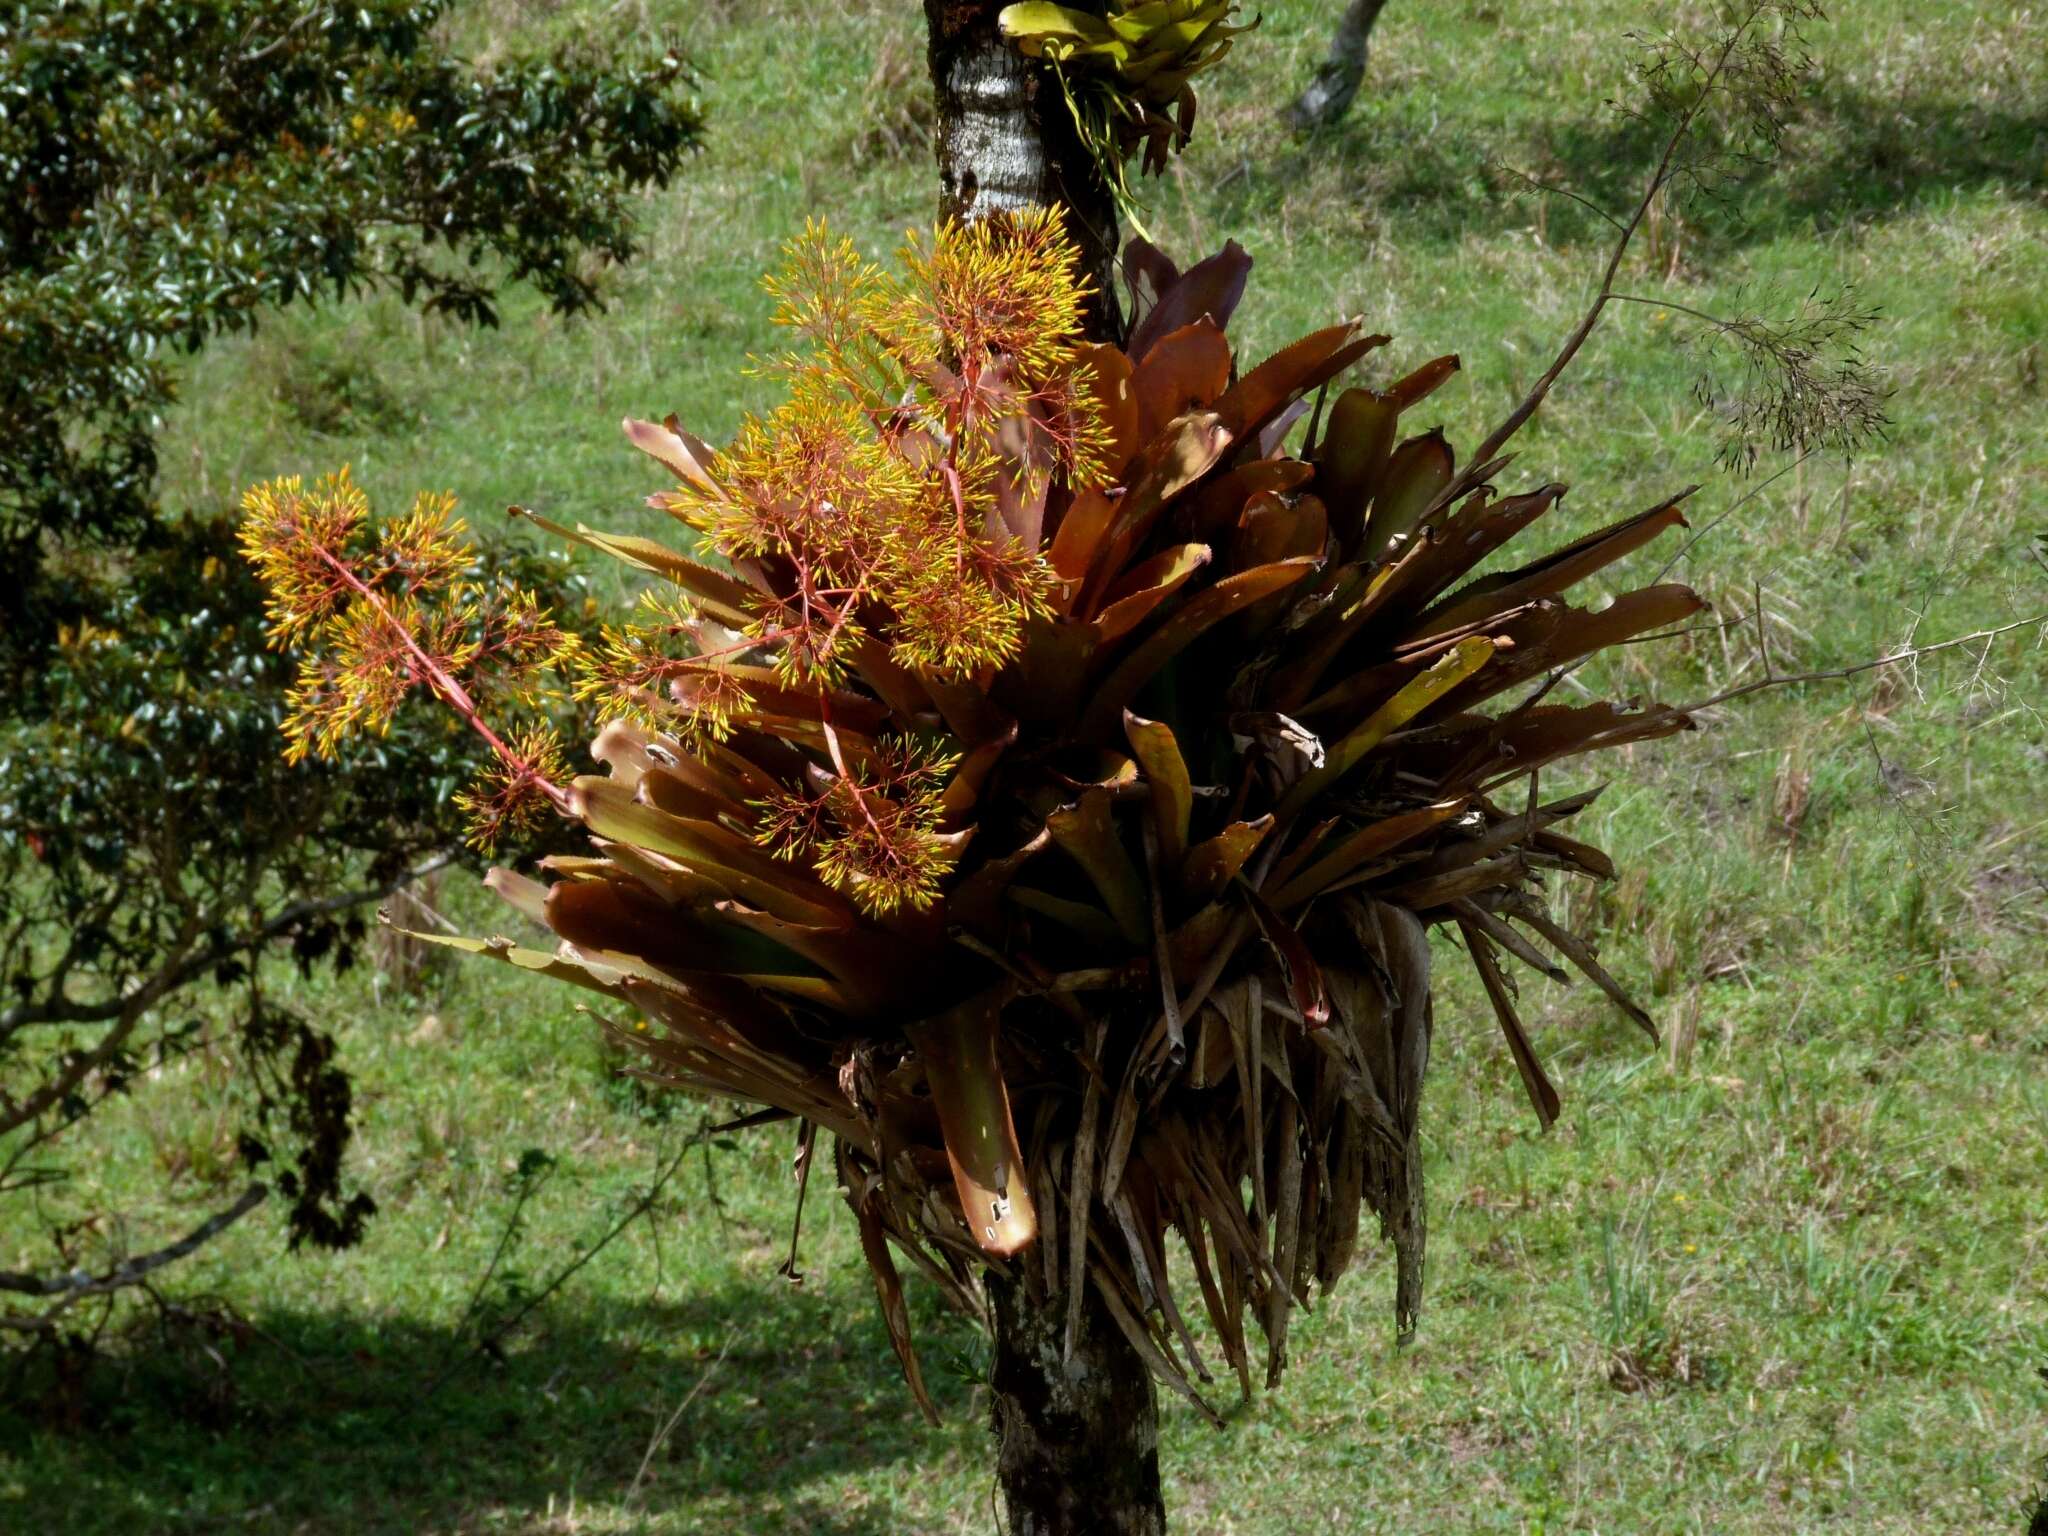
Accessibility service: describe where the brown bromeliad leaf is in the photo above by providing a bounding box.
[1046,788,1150,945]
[1123,710,1194,873]
[1181,815,1274,904]
[908,988,1039,1257]
[1090,542,1214,643]
[1081,556,1320,738]
[1131,319,1233,449]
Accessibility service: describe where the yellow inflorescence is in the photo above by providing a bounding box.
[238,469,578,849]
[245,213,1110,910]
[237,468,372,647]
[754,737,962,918]
[659,209,1104,723]
[453,721,572,852]
[571,588,746,741]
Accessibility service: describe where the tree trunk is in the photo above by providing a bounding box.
[924,7,1153,1525]
[987,1268,1166,1536]
[1286,0,1389,131]
[924,0,1124,340]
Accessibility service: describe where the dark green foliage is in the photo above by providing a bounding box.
[236,998,376,1251]
[0,0,694,1273]
[0,519,592,1247]
[1,0,703,597]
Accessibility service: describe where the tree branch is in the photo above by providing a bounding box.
[419,1117,714,1399]
[1495,161,1629,236]
[238,7,319,67]
[1459,4,1770,478]
[0,852,459,1147]
[0,1184,268,1302]
[0,850,459,1039]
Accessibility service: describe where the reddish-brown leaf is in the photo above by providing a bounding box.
[1087,412,1236,603]
[1090,542,1213,642]
[1214,324,1387,442]
[1073,343,1140,480]
[1363,429,1455,563]
[1268,798,1472,908]
[1429,584,1706,716]
[1127,240,1252,363]
[907,989,1038,1257]
[1231,491,1328,574]
[1132,319,1233,451]
[850,1176,940,1425]
[1316,387,1400,552]
[1048,484,1123,595]
[622,415,719,495]
[1458,919,1561,1128]
[569,777,854,929]
[1046,788,1149,945]
[1181,815,1274,904]
[1242,884,1330,1027]
[1081,557,1319,738]
[1124,710,1195,874]
[1173,455,1315,545]
[1411,491,1697,639]
[1385,354,1461,410]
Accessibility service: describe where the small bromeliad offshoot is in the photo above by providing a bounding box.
[240,207,1710,1432]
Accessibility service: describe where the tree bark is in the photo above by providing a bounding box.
[924,0,1124,340]
[924,7,1153,1524]
[987,1268,1166,1536]
[1286,0,1389,131]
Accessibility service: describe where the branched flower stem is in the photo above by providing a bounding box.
[308,541,572,817]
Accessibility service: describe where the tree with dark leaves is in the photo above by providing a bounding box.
[0,0,697,1328]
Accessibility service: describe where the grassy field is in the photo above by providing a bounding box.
[6,0,2048,1530]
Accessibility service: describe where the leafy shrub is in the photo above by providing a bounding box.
[1,516,592,1249]
[1,0,703,614]
[0,0,697,1315]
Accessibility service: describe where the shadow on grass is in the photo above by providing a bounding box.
[3,1278,984,1536]
[1225,83,2045,254]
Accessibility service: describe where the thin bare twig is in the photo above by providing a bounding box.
[1495,161,1630,235]
[1652,449,1815,581]
[1678,614,2048,715]
[0,1184,269,1313]
[1,850,459,1037]
[778,1120,817,1284]
[1462,7,1764,474]
[420,1118,710,1399]
[626,1326,740,1505]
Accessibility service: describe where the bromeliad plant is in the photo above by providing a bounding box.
[243,210,1702,1433]
[999,2,1254,229]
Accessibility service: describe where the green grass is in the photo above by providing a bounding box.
[7,0,2048,1530]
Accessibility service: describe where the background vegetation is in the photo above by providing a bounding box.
[5,0,2045,1530]
[0,0,702,1267]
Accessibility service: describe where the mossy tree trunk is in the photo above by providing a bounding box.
[987,1268,1166,1536]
